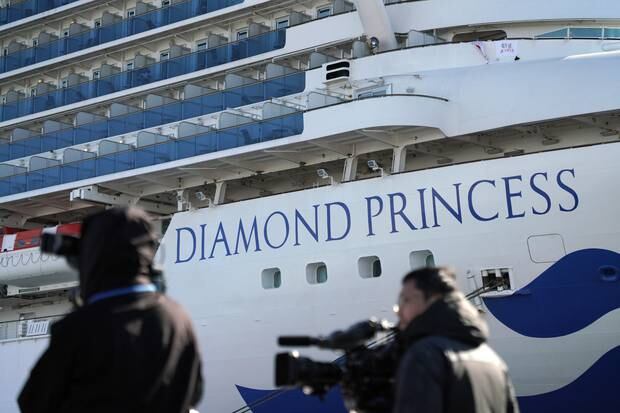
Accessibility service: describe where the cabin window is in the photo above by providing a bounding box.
[306,262,328,285]
[604,28,620,39]
[452,30,507,42]
[535,28,568,39]
[358,256,382,279]
[569,27,603,38]
[481,268,512,292]
[317,5,333,19]
[276,16,290,29]
[236,28,249,40]
[409,250,435,270]
[196,40,208,51]
[261,268,282,289]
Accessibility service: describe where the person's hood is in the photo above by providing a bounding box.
[78,207,157,301]
[402,292,489,346]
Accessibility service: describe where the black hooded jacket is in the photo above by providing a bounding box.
[393,292,519,413]
[18,208,203,413]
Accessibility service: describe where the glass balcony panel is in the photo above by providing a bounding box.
[0,0,245,72]
[1,110,304,197]
[0,173,26,196]
[108,112,144,136]
[42,129,73,152]
[11,137,41,158]
[0,0,81,26]
[28,166,60,191]
[135,141,176,168]
[62,158,96,183]
[605,28,620,39]
[75,121,107,144]
[0,27,287,121]
[144,102,182,128]
[216,128,242,151]
[0,142,8,161]
[96,151,134,175]
[570,28,603,39]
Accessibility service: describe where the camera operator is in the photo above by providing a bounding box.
[393,267,519,413]
[18,207,203,413]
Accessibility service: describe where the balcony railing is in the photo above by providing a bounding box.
[0,28,286,122]
[0,0,79,26]
[0,111,304,196]
[0,71,305,161]
[0,314,62,341]
[0,0,244,74]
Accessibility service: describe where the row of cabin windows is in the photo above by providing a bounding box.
[261,250,435,290]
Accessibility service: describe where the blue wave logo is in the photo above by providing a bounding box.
[483,248,620,338]
[518,346,620,413]
[235,385,347,413]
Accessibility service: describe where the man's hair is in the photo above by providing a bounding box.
[402,267,457,299]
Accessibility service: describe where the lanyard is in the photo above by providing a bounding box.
[87,283,157,305]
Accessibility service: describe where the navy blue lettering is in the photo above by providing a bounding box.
[503,176,526,219]
[209,222,232,258]
[388,193,417,233]
[294,205,320,246]
[431,184,463,227]
[468,180,499,222]
[264,211,290,249]
[530,172,551,215]
[175,227,196,264]
[234,217,261,255]
[557,169,579,212]
[199,224,207,260]
[326,202,351,241]
[365,196,383,236]
[418,188,430,229]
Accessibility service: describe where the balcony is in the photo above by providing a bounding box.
[0,110,304,196]
[0,0,79,26]
[0,0,244,74]
[0,71,305,161]
[0,28,286,122]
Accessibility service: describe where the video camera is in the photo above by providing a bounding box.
[275,319,401,413]
[40,232,166,296]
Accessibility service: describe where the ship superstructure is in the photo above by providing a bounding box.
[0,0,619,412]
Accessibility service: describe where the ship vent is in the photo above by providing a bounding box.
[324,60,351,85]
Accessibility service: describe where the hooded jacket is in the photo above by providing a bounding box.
[18,208,203,413]
[393,292,519,413]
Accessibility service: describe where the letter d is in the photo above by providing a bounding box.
[175,227,197,263]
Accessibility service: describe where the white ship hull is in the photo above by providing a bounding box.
[162,141,620,412]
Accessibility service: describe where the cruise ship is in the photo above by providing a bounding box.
[0,0,619,411]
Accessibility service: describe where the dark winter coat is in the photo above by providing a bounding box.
[18,292,203,413]
[393,292,519,413]
[18,208,203,413]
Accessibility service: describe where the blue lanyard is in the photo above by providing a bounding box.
[87,283,157,305]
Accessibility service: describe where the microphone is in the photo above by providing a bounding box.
[278,336,320,347]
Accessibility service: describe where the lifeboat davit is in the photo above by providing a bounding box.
[0,224,80,296]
